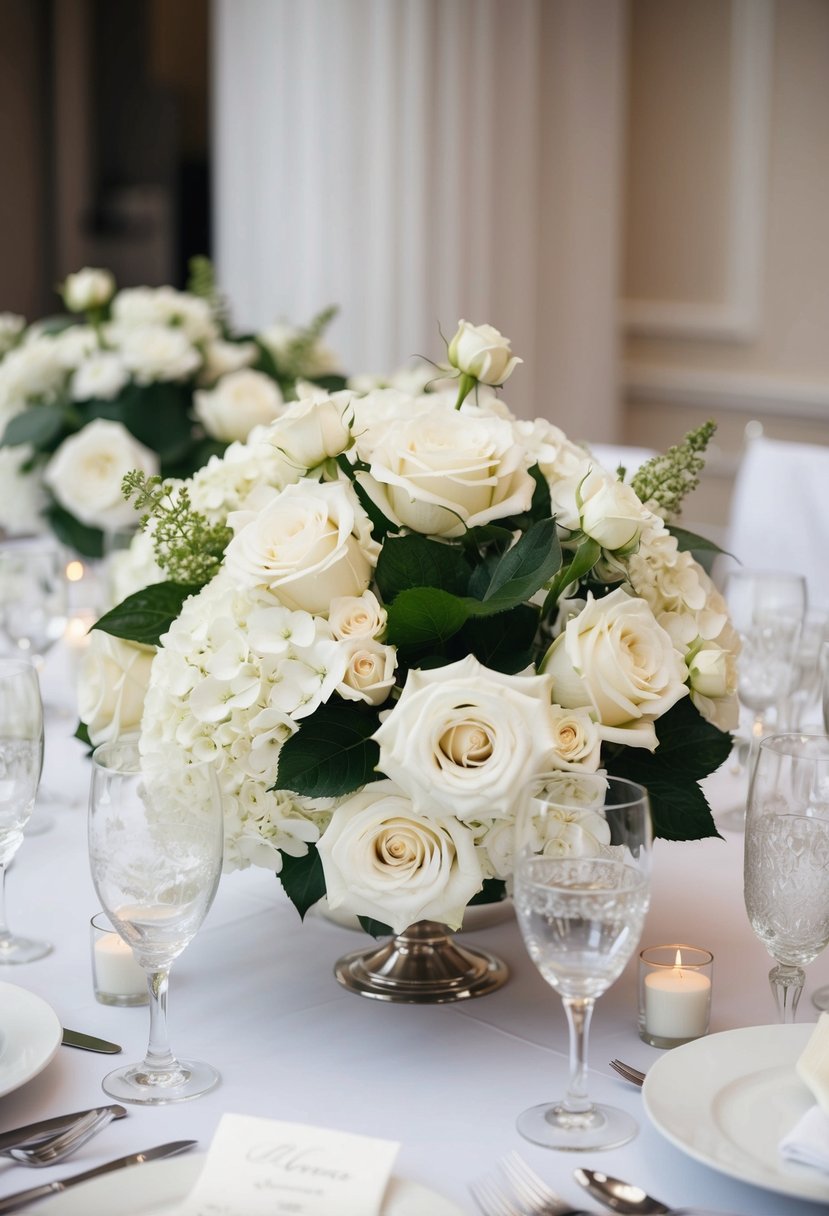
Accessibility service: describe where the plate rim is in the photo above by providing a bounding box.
[642,1022,829,1203]
[0,980,62,1100]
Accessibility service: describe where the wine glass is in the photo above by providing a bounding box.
[0,659,52,962]
[744,732,829,1022]
[0,538,69,673]
[721,570,807,830]
[812,645,829,1013]
[89,741,224,1103]
[513,773,652,1150]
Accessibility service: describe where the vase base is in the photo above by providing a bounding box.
[333,920,509,1003]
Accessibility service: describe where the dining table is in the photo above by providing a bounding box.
[0,637,827,1216]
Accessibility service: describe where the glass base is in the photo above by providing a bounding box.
[102,1058,220,1105]
[812,986,829,1012]
[517,1100,639,1151]
[715,804,746,833]
[0,935,53,964]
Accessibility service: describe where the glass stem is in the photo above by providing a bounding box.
[0,865,12,951]
[745,712,765,777]
[561,996,594,1114]
[142,966,178,1074]
[769,964,804,1023]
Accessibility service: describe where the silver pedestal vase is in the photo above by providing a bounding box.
[333,919,509,1003]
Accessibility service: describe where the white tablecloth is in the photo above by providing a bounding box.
[1,647,828,1215]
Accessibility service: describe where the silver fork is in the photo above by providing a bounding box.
[0,1107,122,1167]
[470,1153,591,1216]
[609,1059,646,1087]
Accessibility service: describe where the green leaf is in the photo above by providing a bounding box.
[454,604,539,674]
[496,464,552,530]
[73,720,93,753]
[120,383,195,462]
[274,702,383,798]
[374,534,469,603]
[467,878,507,907]
[604,698,732,840]
[542,536,602,617]
[2,405,67,449]
[357,916,393,938]
[278,848,327,920]
[385,587,471,648]
[309,374,348,393]
[668,526,727,557]
[469,518,561,609]
[45,503,104,558]
[92,581,200,646]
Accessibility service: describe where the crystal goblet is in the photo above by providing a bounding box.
[513,773,652,1151]
[744,732,829,1022]
[0,658,52,962]
[89,741,224,1103]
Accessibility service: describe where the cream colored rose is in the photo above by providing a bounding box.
[687,642,739,732]
[194,369,285,443]
[373,654,560,822]
[44,418,158,529]
[78,632,155,745]
[62,267,115,312]
[316,781,483,933]
[71,352,128,402]
[548,705,602,771]
[541,587,689,750]
[336,639,397,706]
[224,479,378,615]
[539,803,612,858]
[579,469,648,552]
[447,320,521,385]
[359,405,534,537]
[198,339,257,386]
[268,388,353,469]
[328,591,387,640]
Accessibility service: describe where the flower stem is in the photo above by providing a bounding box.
[453,373,475,411]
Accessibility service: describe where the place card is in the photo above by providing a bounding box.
[174,1113,400,1216]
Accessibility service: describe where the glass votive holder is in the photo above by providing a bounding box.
[90,912,148,1007]
[638,944,713,1048]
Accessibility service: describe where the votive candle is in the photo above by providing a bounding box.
[638,944,713,1047]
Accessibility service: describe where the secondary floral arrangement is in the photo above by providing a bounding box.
[80,319,738,936]
[0,261,343,555]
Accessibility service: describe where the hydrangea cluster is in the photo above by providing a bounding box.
[0,266,342,555]
[82,320,739,935]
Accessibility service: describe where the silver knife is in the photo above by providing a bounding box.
[0,1105,126,1152]
[61,1028,122,1054]
[0,1139,197,1213]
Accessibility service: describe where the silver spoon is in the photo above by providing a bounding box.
[573,1169,741,1216]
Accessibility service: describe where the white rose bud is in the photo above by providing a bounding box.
[336,639,397,706]
[579,469,647,553]
[328,590,387,641]
[687,642,739,732]
[268,389,353,470]
[194,369,285,443]
[447,320,521,386]
[44,418,158,529]
[78,632,155,745]
[62,267,115,312]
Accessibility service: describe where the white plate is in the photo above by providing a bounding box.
[0,981,61,1099]
[35,1155,465,1215]
[643,1023,829,1204]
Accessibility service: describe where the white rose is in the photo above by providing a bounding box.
[268,386,353,469]
[259,321,341,378]
[78,632,155,745]
[541,587,689,750]
[373,654,561,822]
[71,352,128,401]
[316,781,483,933]
[447,320,521,385]
[359,405,534,537]
[44,418,159,529]
[53,326,99,370]
[224,479,378,614]
[194,370,285,443]
[62,267,115,312]
[199,339,257,386]
[336,639,397,706]
[687,642,739,732]
[119,325,201,383]
[113,287,217,343]
[328,590,387,640]
[548,704,602,771]
[579,469,648,552]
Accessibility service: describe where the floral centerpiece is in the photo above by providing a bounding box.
[0,260,343,555]
[80,320,737,950]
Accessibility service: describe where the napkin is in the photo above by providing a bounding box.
[173,1113,400,1216]
[778,1014,829,1174]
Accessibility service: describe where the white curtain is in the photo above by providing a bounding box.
[213,0,626,435]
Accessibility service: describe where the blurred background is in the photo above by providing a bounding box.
[2,0,828,538]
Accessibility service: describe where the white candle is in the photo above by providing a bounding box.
[644,948,711,1040]
[93,932,146,999]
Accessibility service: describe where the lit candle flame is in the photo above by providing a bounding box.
[674,948,684,979]
[65,560,84,582]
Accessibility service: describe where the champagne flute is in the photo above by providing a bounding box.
[0,659,52,962]
[89,741,224,1103]
[744,732,829,1022]
[513,773,652,1150]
